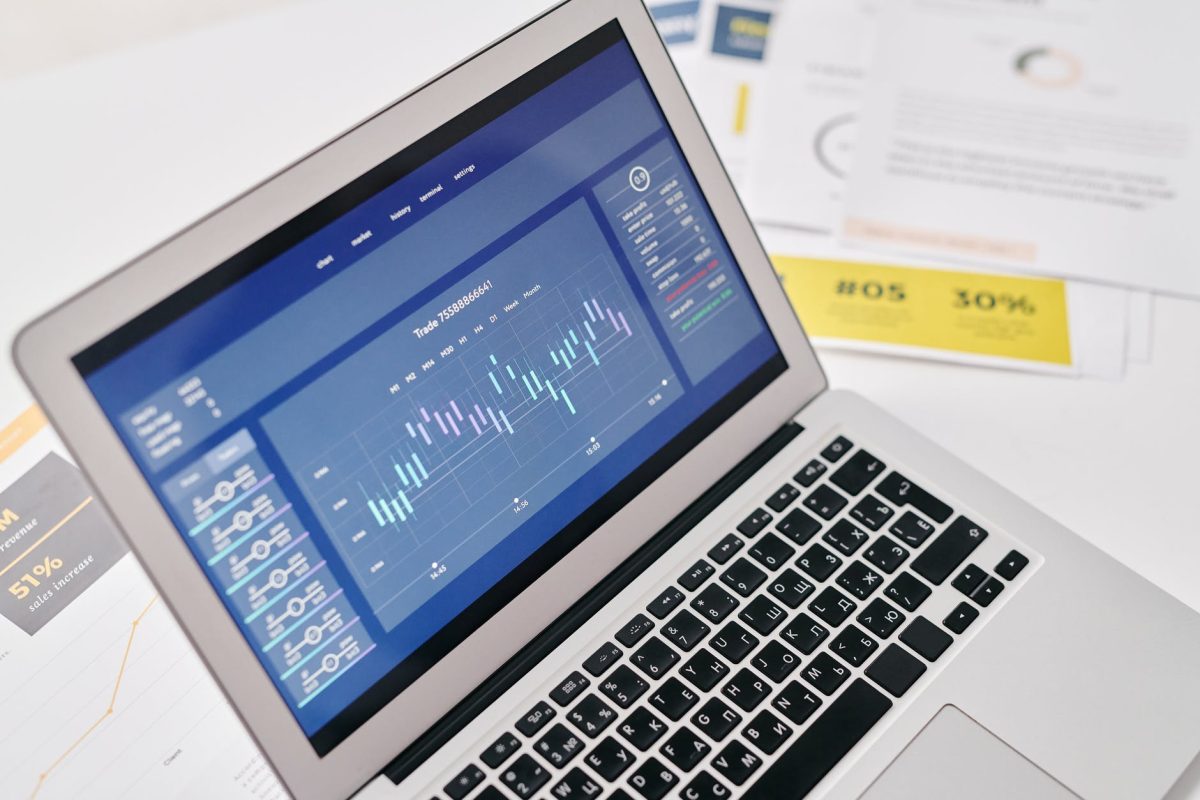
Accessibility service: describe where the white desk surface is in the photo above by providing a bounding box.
[2,0,1198,794]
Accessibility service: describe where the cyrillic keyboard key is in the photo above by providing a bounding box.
[747,532,796,572]
[549,768,601,800]
[585,736,634,780]
[691,583,740,623]
[619,707,669,750]
[884,571,931,612]
[661,609,709,652]
[796,542,841,582]
[995,550,1030,580]
[900,616,953,661]
[829,624,878,667]
[767,568,815,608]
[808,586,857,627]
[535,723,585,768]
[851,495,895,531]
[876,472,952,523]
[722,668,771,711]
[499,753,550,799]
[865,644,926,697]
[804,484,848,520]
[771,680,822,726]
[631,636,679,679]
[830,450,886,496]
[660,725,710,772]
[743,709,793,755]
[742,679,891,799]
[679,648,729,692]
[911,516,988,585]
[567,694,617,738]
[889,511,935,548]
[627,756,678,799]
[856,598,906,640]
[823,519,870,556]
[680,771,730,800]
[780,612,829,655]
[737,508,773,538]
[712,740,763,786]
[863,535,908,574]
[710,621,759,664]
[738,595,789,635]
[836,560,884,600]
[598,664,649,709]
[800,652,850,696]
[720,558,767,597]
[649,677,700,721]
[692,697,742,742]
[751,640,802,682]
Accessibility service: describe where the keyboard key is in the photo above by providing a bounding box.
[660,725,710,772]
[708,533,745,565]
[884,571,932,612]
[809,586,857,627]
[712,740,763,786]
[627,757,678,800]
[775,507,822,545]
[691,583,740,623]
[876,472,952,523]
[794,459,827,487]
[515,700,557,737]
[678,559,715,591]
[823,519,870,556]
[865,644,927,697]
[680,648,729,691]
[475,787,506,800]
[830,624,878,667]
[710,621,759,663]
[767,568,815,608]
[661,609,710,652]
[743,709,793,755]
[857,598,906,640]
[830,449,886,496]
[765,484,800,514]
[619,707,669,750]
[692,696,742,741]
[851,495,895,531]
[951,563,987,596]
[550,671,591,707]
[499,753,550,799]
[944,601,979,634]
[800,652,850,695]
[599,664,649,709]
[820,436,854,463]
[647,586,685,619]
[889,512,935,548]
[582,642,623,677]
[837,561,885,601]
[747,532,796,572]
[584,736,634,780]
[680,772,730,800]
[444,764,484,800]
[631,637,679,679]
[771,681,822,725]
[649,676,700,721]
[568,694,617,738]
[796,542,842,581]
[863,535,909,574]
[900,616,954,662]
[535,723,585,768]
[751,641,802,682]
[609,790,635,800]
[737,508,773,538]
[741,680,891,800]
[615,614,655,648]
[549,768,602,799]
[996,550,1030,580]
[780,612,829,655]
[720,558,768,597]
[912,516,989,585]
[722,668,771,711]
[971,576,1004,607]
[804,484,848,520]
[480,731,521,768]
[738,595,788,635]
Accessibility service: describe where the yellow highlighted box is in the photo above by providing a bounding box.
[0,405,48,464]
[772,255,1072,365]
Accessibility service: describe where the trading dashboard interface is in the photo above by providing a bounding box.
[76,22,784,753]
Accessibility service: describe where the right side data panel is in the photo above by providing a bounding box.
[261,199,682,632]
[595,137,764,383]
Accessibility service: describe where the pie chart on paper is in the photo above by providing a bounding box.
[1014,46,1083,88]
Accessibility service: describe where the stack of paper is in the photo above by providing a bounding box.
[651,0,1182,379]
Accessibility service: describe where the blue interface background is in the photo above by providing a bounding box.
[82,38,780,738]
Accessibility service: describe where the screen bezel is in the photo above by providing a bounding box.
[13,2,827,797]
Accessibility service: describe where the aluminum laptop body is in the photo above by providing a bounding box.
[13,1,1200,798]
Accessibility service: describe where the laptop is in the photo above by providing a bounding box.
[13,1,1200,798]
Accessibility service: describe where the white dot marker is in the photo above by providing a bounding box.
[590,436,596,443]
[661,379,668,386]
[431,562,438,569]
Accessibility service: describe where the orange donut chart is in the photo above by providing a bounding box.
[1014,46,1083,88]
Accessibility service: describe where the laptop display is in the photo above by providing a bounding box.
[74,22,784,754]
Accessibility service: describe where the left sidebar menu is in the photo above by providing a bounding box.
[161,429,376,713]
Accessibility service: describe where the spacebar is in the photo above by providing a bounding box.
[742,679,892,799]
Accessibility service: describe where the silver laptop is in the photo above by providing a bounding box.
[14,2,1200,798]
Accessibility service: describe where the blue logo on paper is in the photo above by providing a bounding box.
[711,5,772,61]
[651,0,701,45]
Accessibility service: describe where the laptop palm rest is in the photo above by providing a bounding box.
[859,706,1080,800]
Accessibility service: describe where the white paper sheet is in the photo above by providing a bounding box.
[840,0,1200,298]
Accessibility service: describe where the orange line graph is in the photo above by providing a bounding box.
[29,594,159,800]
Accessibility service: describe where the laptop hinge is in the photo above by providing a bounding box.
[383,419,804,785]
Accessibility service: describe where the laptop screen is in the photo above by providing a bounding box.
[74,21,784,753]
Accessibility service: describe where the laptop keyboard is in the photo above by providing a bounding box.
[431,433,1036,800]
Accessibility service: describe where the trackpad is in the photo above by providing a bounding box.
[859,706,1079,799]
